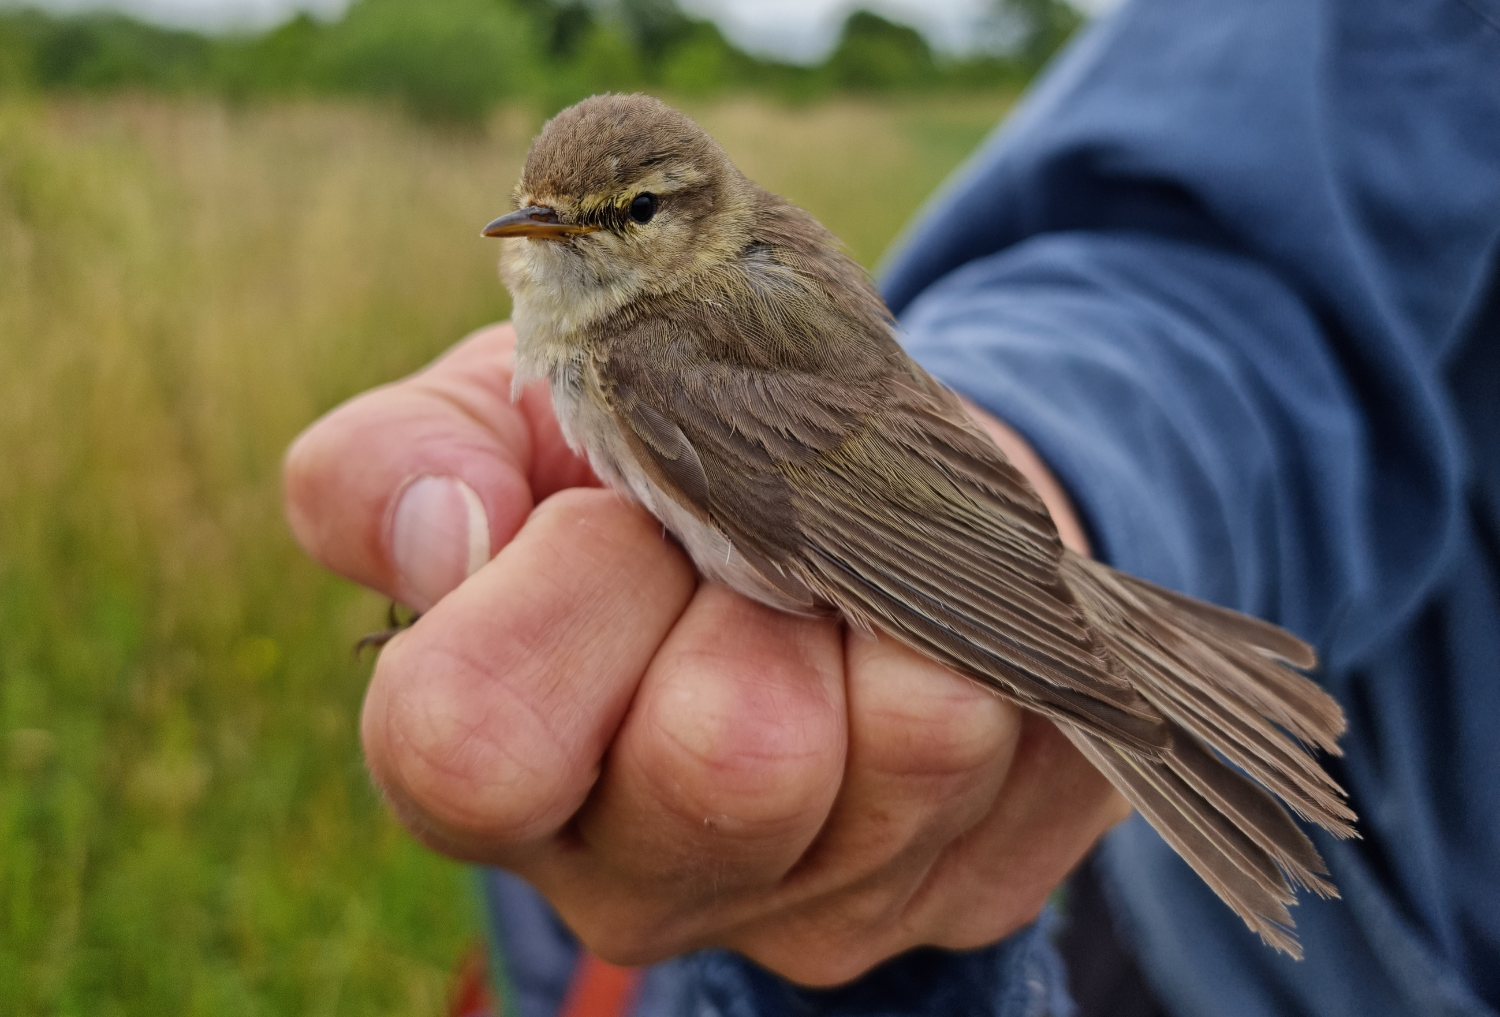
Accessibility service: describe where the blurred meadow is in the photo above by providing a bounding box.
[0,20,1024,1005]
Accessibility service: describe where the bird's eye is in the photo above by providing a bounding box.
[629,192,657,224]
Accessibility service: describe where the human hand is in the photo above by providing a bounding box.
[284,322,1129,986]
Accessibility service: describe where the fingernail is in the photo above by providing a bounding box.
[392,476,491,612]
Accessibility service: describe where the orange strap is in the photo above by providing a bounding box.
[557,953,641,1017]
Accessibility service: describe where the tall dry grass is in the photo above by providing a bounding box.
[0,92,1010,1015]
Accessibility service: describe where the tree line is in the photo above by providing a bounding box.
[0,0,1081,121]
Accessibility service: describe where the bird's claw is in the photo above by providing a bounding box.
[354,602,421,658]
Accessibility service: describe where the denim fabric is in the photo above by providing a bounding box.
[481,867,1073,1017]
[629,912,1071,1017]
[481,869,583,1017]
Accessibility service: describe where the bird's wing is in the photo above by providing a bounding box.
[598,311,1355,956]
[599,320,1172,754]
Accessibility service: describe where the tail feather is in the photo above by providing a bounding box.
[1060,723,1305,957]
[1115,570,1318,669]
[1063,553,1355,831]
[1058,551,1356,956]
[1107,622,1357,834]
[1164,735,1338,897]
[1119,571,1345,753]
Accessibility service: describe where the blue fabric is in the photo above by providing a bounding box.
[882,0,1500,1013]
[480,0,1500,1012]
[631,911,1071,1017]
[480,866,1072,1017]
[481,869,583,1017]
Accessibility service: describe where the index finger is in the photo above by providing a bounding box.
[282,322,596,609]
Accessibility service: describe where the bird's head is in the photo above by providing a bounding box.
[486,94,753,327]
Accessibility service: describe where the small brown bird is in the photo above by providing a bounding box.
[482,93,1356,957]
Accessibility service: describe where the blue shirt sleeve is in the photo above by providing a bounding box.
[880,0,1500,1013]
[887,0,1500,666]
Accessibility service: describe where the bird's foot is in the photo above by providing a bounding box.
[355,602,421,658]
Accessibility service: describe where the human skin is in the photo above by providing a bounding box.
[283,322,1129,986]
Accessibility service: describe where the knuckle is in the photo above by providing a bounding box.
[530,485,614,526]
[531,486,646,547]
[640,662,845,834]
[366,635,581,844]
[858,678,1016,781]
[527,487,692,587]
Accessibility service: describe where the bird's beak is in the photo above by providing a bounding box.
[481,206,598,240]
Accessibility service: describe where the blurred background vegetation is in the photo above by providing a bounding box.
[0,0,1075,1013]
[0,0,1079,119]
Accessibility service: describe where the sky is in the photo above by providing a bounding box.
[682,0,1003,62]
[7,0,1120,60]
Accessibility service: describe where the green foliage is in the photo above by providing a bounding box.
[0,18,31,89]
[208,15,324,97]
[312,0,542,121]
[617,0,691,62]
[0,10,213,91]
[0,93,511,1017]
[827,11,936,91]
[1003,0,1084,71]
[0,1,1075,120]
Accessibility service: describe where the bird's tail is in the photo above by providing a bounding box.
[1058,551,1357,959]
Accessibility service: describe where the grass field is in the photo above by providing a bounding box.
[0,91,1012,1015]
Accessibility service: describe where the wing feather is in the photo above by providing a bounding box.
[586,253,1353,955]
[605,331,1174,752]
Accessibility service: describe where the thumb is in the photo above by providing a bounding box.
[282,322,595,610]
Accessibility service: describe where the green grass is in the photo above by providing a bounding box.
[0,91,1011,1015]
